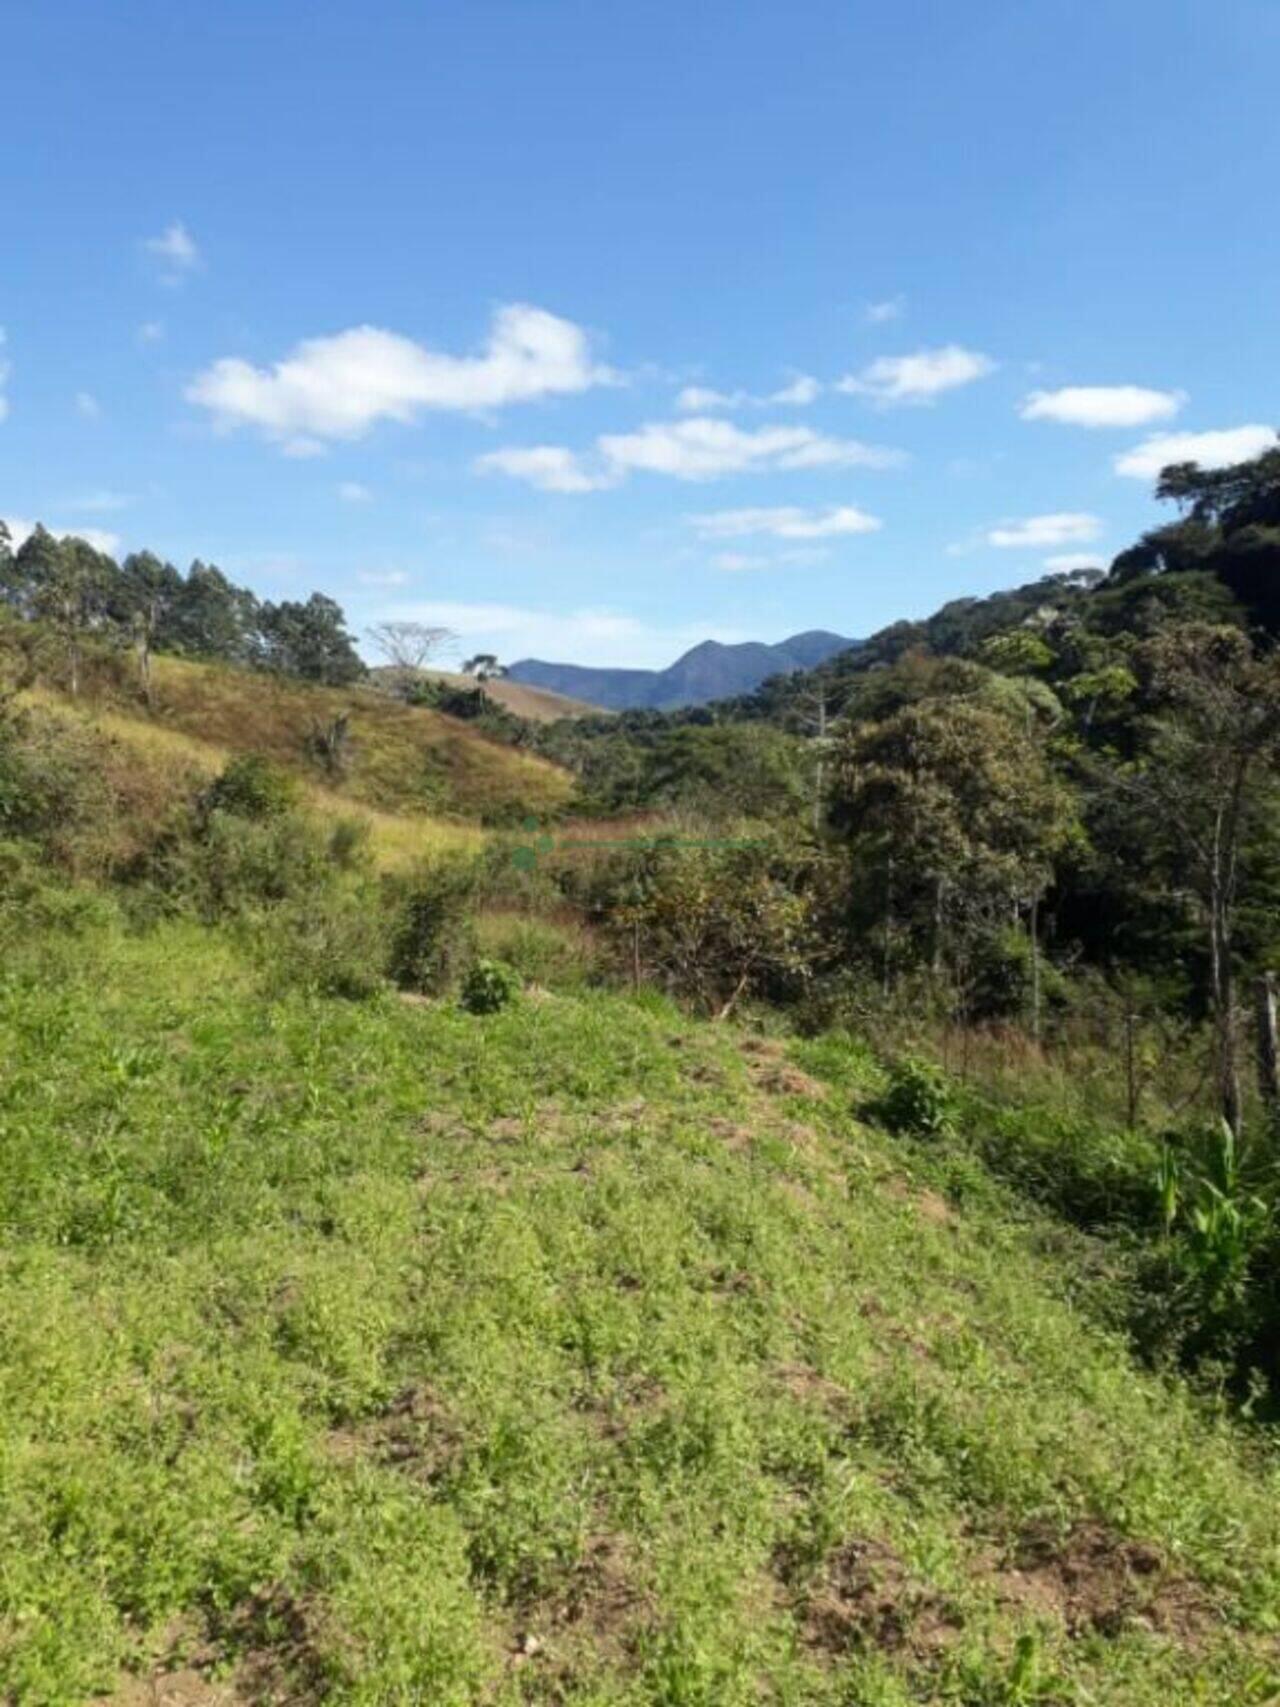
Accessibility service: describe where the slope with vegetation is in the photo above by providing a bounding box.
[4,443,1280,1703]
[4,911,1280,1705]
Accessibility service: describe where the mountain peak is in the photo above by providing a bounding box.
[507,629,860,711]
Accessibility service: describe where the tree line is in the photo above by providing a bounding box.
[0,522,366,696]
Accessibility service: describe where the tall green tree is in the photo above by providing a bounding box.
[1091,624,1280,1133]
[831,685,1079,1021]
[257,594,365,685]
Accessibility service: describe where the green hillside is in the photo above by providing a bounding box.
[3,917,1280,1705]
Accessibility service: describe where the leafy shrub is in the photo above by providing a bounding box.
[1133,1122,1278,1385]
[253,884,389,1000]
[385,855,479,993]
[964,1095,1161,1229]
[459,957,520,1015]
[200,753,298,821]
[580,832,820,1018]
[874,1056,956,1138]
[184,808,331,920]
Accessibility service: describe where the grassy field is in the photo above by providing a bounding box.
[3,918,1280,1705]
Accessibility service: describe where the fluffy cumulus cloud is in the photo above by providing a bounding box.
[1114,424,1278,480]
[1020,385,1185,429]
[144,221,200,281]
[187,305,615,451]
[381,600,749,669]
[2,516,121,556]
[838,344,995,405]
[689,504,881,540]
[986,513,1102,549]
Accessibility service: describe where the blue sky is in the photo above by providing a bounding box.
[3,0,1277,667]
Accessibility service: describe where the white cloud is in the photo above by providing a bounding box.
[769,374,821,406]
[144,221,200,280]
[1020,385,1185,429]
[383,599,749,669]
[74,391,101,419]
[676,375,820,411]
[986,512,1102,549]
[676,384,746,412]
[480,417,902,490]
[1044,553,1107,572]
[690,503,881,540]
[357,569,410,587]
[0,328,9,423]
[2,516,121,556]
[864,296,905,324]
[188,305,615,449]
[337,481,372,503]
[839,344,995,405]
[712,552,762,572]
[1114,424,1277,481]
[138,321,165,344]
[597,418,901,481]
[475,444,612,493]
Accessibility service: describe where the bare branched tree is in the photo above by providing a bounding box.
[367,621,457,672]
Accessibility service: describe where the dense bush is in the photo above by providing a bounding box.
[385,855,480,993]
[577,831,821,1019]
[872,1056,956,1138]
[459,957,521,1015]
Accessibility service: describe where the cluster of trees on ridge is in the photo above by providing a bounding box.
[0,523,367,696]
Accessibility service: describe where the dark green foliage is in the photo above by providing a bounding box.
[459,956,520,1014]
[200,753,298,821]
[873,1056,956,1137]
[385,856,480,993]
[257,593,365,685]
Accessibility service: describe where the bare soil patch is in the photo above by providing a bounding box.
[991,1520,1219,1642]
[780,1536,962,1659]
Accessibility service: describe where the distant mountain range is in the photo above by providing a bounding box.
[506,630,860,711]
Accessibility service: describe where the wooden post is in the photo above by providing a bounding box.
[1256,972,1279,1113]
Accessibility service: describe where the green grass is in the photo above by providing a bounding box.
[3,922,1280,1704]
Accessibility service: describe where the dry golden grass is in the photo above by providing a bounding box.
[19,687,486,872]
[24,647,574,824]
